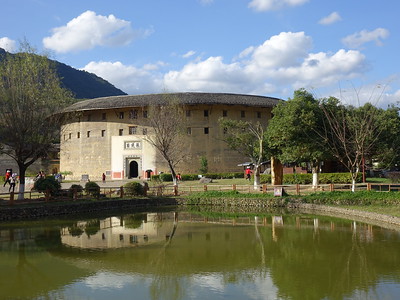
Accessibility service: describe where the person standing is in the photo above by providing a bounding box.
[102,173,106,183]
[245,167,252,180]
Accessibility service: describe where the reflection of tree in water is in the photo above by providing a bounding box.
[84,219,101,237]
[68,225,84,237]
[124,213,147,229]
[147,212,186,300]
[263,221,400,300]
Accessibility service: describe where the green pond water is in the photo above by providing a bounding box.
[1,207,400,300]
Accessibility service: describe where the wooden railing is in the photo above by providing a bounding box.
[1,183,399,205]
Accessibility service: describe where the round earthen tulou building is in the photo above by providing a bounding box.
[60,92,281,181]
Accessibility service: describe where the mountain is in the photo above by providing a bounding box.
[0,48,127,99]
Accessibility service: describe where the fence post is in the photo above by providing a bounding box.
[120,186,124,198]
[45,190,50,202]
[232,184,236,191]
[204,185,207,192]
[9,192,14,205]
[296,184,300,195]
[143,186,147,196]
[174,185,178,196]
[262,184,267,193]
[330,183,334,192]
[367,183,371,191]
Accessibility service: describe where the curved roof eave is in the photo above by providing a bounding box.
[61,92,283,113]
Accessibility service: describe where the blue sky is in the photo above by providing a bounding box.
[1,0,399,107]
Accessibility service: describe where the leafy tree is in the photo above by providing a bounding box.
[199,156,208,174]
[0,42,73,199]
[267,89,330,188]
[371,105,400,170]
[219,118,270,188]
[145,94,189,186]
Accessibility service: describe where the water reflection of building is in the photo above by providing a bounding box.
[59,212,379,250]
[61,213,175,249]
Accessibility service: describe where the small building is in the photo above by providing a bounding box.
[59,92,281,181]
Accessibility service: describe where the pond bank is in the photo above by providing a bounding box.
[1,197,400,231]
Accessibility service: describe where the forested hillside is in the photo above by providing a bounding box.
[0,48,127,99]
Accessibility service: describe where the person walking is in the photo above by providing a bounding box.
[9,173,16,193]
[3,170,11,187]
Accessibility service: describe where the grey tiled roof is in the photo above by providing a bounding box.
[62,92,282,113]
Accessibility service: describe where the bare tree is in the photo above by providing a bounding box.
[219,118,270,189]
[145,94,188,186]
[319,97,388,191]
[0,43,73,199]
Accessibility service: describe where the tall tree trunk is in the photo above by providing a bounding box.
[253,164,261,190]
[271,156,283,185]
[311,161,320,189]
[167,161,178,186]
[17,163,27,200]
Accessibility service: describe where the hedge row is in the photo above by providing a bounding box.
[151,172,244,182]
[260,172,363,184]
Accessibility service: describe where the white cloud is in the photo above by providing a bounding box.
[199,0,214,5]
[43,10,145,53]
[319,12,342,25]
[0,37,17,52]
[342,28,389,48]
[182,50,196,58]
[163,32,367,95]
[248,0,309,12]
[83,31,371,99]
[83,60,163,94]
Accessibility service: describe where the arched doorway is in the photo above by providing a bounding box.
[129,161,139,178]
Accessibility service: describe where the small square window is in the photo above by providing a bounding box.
[129,109,138,119]
[69,133,72,139]
[119,129,123,136]
[204,110,209,117]
[204,127,209,134]
[241,111,245,118]
[87,131,90,138]
[77,132,80,138]
[143,110,148,118]
[142,128,147,135]
[102,113,107,120]
[101,130,106,137]
[223,110,227,117]
[119,112,124,119]
[187,127,192,135]
[129,126,137,135]
[257,111,261,118]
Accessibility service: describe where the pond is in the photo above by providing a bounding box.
[1,207,400,300]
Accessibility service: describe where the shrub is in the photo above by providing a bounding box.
[386,172,400,183]
[85,181,100,197]
[260,172,363,184]
[151,172,244,182]
[159,173,173,182]
[33,177,61,196]
[69,184,83,197]
[124,181,145,196]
